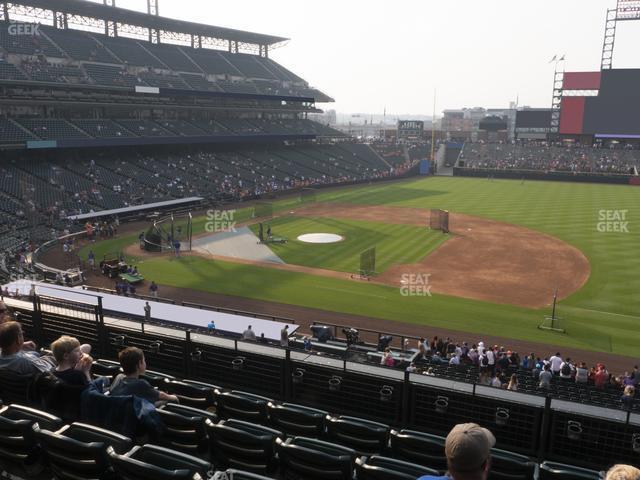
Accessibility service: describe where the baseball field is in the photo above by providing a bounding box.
[79,177,640,357]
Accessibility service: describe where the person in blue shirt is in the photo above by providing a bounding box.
[417,423,496,480]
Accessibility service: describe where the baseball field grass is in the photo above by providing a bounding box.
[80,176,640,356]
[247,216,447,273]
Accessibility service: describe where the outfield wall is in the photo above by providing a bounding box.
[454,167,635,185]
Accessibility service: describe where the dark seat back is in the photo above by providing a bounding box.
[214,389,270,424]
[224,469,274,479]
[539,461,602,480]
[165,380,217,410]
[0,369,33,405]
[326,415,390,456]
[0,404,62,476]
[389,429,448,471]
[268,402,327,437]
[107,444,212,480]
[141,369,175,388]
[91,359,122,379]
[276,436,355,480]
[355,455,440,480]
[157,403,217,455]
[489,448,536,480]
[205,418,282,473]
[34,422,132,480]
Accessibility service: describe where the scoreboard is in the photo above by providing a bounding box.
[398,120,424,139]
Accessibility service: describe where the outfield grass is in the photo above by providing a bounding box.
[247,216,447,273]
[80,177,640,356]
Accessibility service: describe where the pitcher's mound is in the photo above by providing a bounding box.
[297,233,344,244]
[193,226,284,264]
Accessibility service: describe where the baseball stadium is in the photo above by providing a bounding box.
[0,0,638,478]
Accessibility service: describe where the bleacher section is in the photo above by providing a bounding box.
[0,21,331,101]
[15,118,88,140]
[0,291,632,478]
[461,143,640,174]
[0,116,343,145]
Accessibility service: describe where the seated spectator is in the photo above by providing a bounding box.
[242,325,256,341]
[0,321,56,374]
[621,386,635,411]
[110,347,177,405]
[0,301,14,324]
[449,353,460,365]
[380,347,395,367]
[417,423,495,480]
[490,373,502,388]
[605,464,640,480]
[507,373,518,391]
[51,335,93,386]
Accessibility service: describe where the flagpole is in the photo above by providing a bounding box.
[430,89,436,164]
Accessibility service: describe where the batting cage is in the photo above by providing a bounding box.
[429,209,450,233]
[143,212,193,252]
[299,187,317,204]
[252,202,273,219]
[352,246,376,280]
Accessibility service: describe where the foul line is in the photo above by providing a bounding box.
[561,305,640,320]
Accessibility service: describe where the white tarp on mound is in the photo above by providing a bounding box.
[193,226,284,264]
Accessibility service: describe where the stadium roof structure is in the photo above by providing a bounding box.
[3,0,288,52]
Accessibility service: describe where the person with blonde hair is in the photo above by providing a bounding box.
[621,385,636,411]
[605,464,640,480]
[51,335,93,385]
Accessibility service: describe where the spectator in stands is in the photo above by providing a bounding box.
[417,423,495,480]
[51,335,93,386]
[490,373,502,388]
[575,362,589,384]
[0,321,56,374]
[595,364,609,390]
[559,358,574,380]
[621,386,636,411]
[242,325,256,341]
[549,352,563,375]
[0,301,14,324]
[507,373,518,391]
[605,464,640,480]
[539,364,553,390]
[381,348,395,367]
[449,352,460,365]
[110,346,178,405]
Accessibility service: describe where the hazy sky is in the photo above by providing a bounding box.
[121,0,637,115]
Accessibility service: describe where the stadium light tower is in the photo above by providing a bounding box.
[548,55,566,139]
[601,0,640,70]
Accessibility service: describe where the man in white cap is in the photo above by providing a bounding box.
[418,422,496,480]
